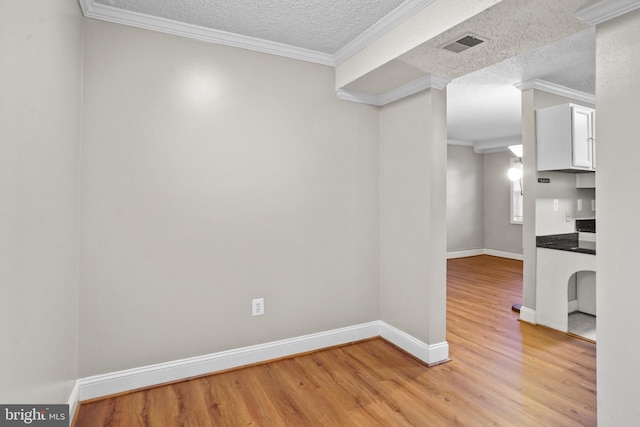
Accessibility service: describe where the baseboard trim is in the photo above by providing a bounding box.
[568,300,578,313]
[484,249,524,261]
[379,321,449,366]
[447,249,523,261]
[520,306,537,324]
[68,380,79,426]
[77,321,449,401]
[447,249,484,259]
[78,321,380,401]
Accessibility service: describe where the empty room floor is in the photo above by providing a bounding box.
[73,255,596,426]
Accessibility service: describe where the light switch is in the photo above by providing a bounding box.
[577,199,583,211]
[553,199,559,212]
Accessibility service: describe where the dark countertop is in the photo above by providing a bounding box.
[536,233,596,255]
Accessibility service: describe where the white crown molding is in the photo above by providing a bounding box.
[77,321,448,401]
[335,89,383,106]
[337,74,451,106]
[379,74,450,104]
[78,0,335,66]
[333,0,435,65]
[477,147,510,154]
[447,139,475,147]
[575,0,640,25]
[448,136,522,154]
[514,79,595,104]
[473,135,522,153]
[78,0,436,67]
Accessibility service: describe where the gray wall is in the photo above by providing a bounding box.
[484,150,524,254]
[0,0,82,403]
[447,145,484,252]
[535,171,595,236]
[79,20,381,377]
[446,145,523,255]
[595,8,640,425]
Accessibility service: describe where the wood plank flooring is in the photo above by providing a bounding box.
[73,255,596,426]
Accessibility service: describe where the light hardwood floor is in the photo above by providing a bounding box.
[73,255,596,426]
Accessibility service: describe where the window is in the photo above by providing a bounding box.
[510,158,523,224]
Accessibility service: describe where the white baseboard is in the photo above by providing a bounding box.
[568,300,578,313]
[520,306,537,324]
[68,380,79,426]
[379,321,449,365]
[483,249,524,261]
[78,321,449,401]
[447,249,484,259]
[447,249,523,261]
[78,321,379,401]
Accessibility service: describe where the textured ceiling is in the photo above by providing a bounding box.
[447,27,595,144]
[398,0,590,80]
[88,0,597,147]
[336,0,595,146]
[94,0,406,54]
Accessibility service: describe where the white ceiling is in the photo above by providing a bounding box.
[447,27,596,146]
[92,0,408,54]
[82,0,599,149]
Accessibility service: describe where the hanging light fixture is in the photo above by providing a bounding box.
[507,164,522,181]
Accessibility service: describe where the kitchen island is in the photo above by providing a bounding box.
[536,233,596,335]
[536,233,595,255]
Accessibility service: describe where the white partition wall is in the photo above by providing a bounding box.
[379,88,448,360]
[0,0,83,406]
[594,8,640,426]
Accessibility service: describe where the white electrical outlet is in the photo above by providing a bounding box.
[252,298,264,316]
[577,199,583,211]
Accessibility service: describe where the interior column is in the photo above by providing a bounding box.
[379,87,448,362]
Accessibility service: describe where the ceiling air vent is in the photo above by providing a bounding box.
[441,34,485,53]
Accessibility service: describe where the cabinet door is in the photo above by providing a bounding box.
[572,106,594,169]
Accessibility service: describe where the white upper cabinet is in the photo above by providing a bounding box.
[536,103,595,172]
